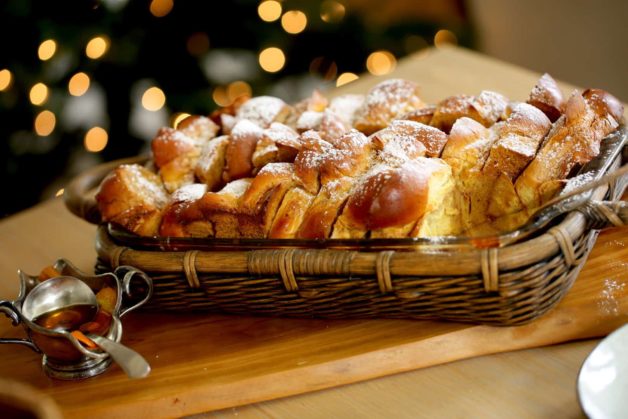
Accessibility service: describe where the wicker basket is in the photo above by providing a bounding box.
[65,132,628,326]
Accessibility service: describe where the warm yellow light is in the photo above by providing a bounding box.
[38,39,57,61]
[366,50,396,76]
[227,81,252,102]
[281,10,307,34]
[142,87,166,111]
[172,112,191,128]
[336,72,359,87]
[55,188,64,197]
[0,69,12,91]
[34,110,56,136]
[186,32,210,56]
[258,0,282,22]
[434,29,458,48]
[84,127,108,152]
[212,86,231,107]
[320,0,345,23]
[149,0,173,17]
[29,83,49,106]
[86,36,110,59]
[68,72,91,97]
[259,47,285,73]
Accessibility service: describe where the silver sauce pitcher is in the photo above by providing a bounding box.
[0,259,153,380]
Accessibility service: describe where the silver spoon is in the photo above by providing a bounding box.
[577,324,628,419]
[22,276,151,379]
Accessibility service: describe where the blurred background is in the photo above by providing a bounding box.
[0,0,626,218]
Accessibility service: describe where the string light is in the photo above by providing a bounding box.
[86,36,110,59]
[84,127,109,152]
[149,0,173,17]
[281,10,307,34]
[141,87,166,111]
[0,69,12,91]
[186,32,210,56]
[366,50,396,76]
[320,1,345,23]
[434,29,458,48]
[336,72,359,87]
[212,86,230,107]
[172,112,191,128]
[34,110,56,136]
[29,83,49,106]
[227,81,252,102]
[38,39,57,61]
[258,47,285,73]
[68,72,91,96]
[55,188,64,197]
[258,0,282,22]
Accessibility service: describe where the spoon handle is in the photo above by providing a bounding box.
[88,335,151,379]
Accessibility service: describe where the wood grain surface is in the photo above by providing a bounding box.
[0,46,626,419]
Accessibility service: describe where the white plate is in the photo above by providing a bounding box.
[578,324,628,419]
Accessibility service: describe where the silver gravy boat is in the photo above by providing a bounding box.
[0,259,153,380]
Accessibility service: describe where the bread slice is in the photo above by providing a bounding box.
[96,164,169,237]
[353,79,425,134]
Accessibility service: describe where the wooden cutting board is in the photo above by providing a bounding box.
[0,199,627,418]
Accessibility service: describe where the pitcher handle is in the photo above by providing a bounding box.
[114,266,154,317]
[0,300,39,352]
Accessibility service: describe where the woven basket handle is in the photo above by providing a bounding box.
[64,156,148,224]
[579,200,628,228]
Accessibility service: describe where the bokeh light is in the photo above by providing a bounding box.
[34,110,56,136]
[172,112,191,128]
[29,83,49,105]
[149,0,173,17]
[259,47,285,73]
[281,10,307,34]
[227,81,252,101]
[366,50,396,76]
[258,0,282,22]
[320,1,345,23]
[434,29,458,48]
[212,86,230,107]
[186,32,210,56]
[84,127,109,152]
[0,69,12,91]
[68,72,91,97]
[85,36,110,59]
[336,72,359,87]
[38,39,57,61]
[141,86,166,111]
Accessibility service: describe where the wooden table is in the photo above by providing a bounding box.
[1,46,627,418]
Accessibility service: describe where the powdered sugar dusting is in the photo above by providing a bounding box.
[236,96,287,128]
[172,183,207,202]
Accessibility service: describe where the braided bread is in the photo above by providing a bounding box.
[96,75,624,239]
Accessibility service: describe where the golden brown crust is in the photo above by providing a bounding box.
[268,187,314,238]
[398,105,436,125]
[527,73,565,122]
[430,91,508,133]
[96,164,168,237]
[343,161,430,231]
[195,135,229,191]
[159,184,209,237]
[372,120,447,158]
[353,79,425,134]
[223,120,263,183]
